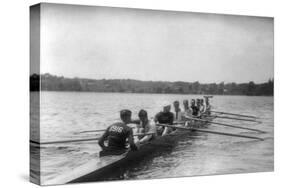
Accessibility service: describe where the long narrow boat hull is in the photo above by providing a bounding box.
[70,132,183,183]
[68,117,215,183]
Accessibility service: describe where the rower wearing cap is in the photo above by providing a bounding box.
[98,109,137,156]
[135,109,157,145]
[154,103,174,136]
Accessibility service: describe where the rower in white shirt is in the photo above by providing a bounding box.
[135,109,157,145]
[182,99,193,126]
[173,100,185,123]
[204,97,212,116]
[199,99,205,115]
[183,100,193,117]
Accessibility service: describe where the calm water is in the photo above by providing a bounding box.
[30,92,274,184]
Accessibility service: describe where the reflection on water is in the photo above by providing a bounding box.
[30,92,273,184]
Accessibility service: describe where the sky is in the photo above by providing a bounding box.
[37,3,273,83]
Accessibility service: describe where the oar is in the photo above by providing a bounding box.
[30,132,155,145]
[203,95,213,98]
[77,129,106,134]
[208,115,262,123]
[211,110,258,119]
[77,127,137,134]
[30,138,100,145]
[156,124,263,141]
[185,116,265,133]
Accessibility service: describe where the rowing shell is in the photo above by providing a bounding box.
[44,117,214,185]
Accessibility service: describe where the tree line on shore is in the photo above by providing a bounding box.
[30,73,273,96]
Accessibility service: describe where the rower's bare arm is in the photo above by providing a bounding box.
[128,128,138,151]
[139,134,152,143]
[139,122,157,143]
[139,136,150,143]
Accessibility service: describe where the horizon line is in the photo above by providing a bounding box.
[31,73,274,85]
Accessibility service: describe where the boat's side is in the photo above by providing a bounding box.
[69,132,182,183]
[69,116,215,183]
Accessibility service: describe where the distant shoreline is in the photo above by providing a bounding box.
[30,73,274,96]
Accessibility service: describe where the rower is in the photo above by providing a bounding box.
[182,100,193,126]
[135,109,157,145]
[98,109,137,156]
[199,99,205,114]
[191,99,199,117]
[173,100,184,123]
[196,99,202,117]
[183,100,193,117]
[205,98,212,115]
[154,103,174,136]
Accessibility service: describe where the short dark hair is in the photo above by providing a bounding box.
[120,109,132,120]
[173,100,179,105]
[138,109,148,117]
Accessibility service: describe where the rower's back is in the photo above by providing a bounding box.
[106,122,132,149]
[155,111,174,124]
[191,105,199,116]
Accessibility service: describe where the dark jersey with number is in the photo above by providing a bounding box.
[155,112,174,125]
[104,122,132,149]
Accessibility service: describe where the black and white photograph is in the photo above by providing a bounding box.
[30,3,274,186]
